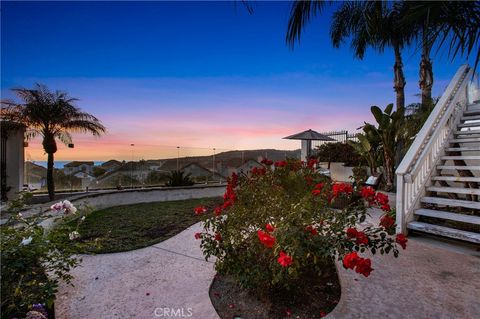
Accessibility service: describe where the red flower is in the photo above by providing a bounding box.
[355,258,374,277]
[251,167,266,176]
[214,233,222,241]
[396,233,408,249]
[304,175,313,185]
[379,214,395,229]
[194,206,207,215]
[277,251,293,267]
[307,158,318,169]
[274,160,287,168]
[230,172,238,187]
[305,225,318,236]
[261,158,273,166]
[265,223,275,232]
[222,200,233,209]
[360,186,376,204]
[380,204,391,212]
[320,311,326,317]
[375,192,389,206]
[355,231,369,245]
[194,232,202,240]
[312,189,322,196]
[257,230,276,248]
[314,182,324,190]
[332,183,353,197]
[214,206,222,216]
[285,309,292,317]
[346,227,358,238]
[342,252,360,269]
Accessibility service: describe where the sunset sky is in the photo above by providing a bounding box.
[1,1,472,161]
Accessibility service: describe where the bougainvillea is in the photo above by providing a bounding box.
[197,158,406,292]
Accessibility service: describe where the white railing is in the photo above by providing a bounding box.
[395,64,478,233]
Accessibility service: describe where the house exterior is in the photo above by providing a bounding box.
[100,160,122,172]
[63,161,94,175]
[181,162,225,182]
[235,159,263,175]
[1,123,25,200]
[73,171,96,189]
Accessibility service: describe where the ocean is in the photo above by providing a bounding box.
[29,161,105,169]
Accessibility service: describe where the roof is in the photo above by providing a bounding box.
[64,161,95,167]
[100,160,122,167]
[283,129,335,141]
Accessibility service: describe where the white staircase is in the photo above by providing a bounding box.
[396,65,480,244]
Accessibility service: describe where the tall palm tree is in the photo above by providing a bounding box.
[401,1,480,77]
[1,84,106,201]
[287,1,413,110]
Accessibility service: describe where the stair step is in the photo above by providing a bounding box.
[415,208,480,225]
[441,156,480,160]
[454,130,480,135]
[432,176,480,183]
[461,115,480,121]
[407,221,480,244]
[421,196,480,210]
[450,138,480,143]
[427,186,480,195]
[446,147,480,152]
[437,165,480,170]
[458,122,480,128]
[463,109,480,116]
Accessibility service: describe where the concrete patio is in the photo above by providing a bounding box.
[56,210,480,319]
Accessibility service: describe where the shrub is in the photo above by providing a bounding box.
[197,159,406,296]
[1,201,83,319]
[165,170,195,187]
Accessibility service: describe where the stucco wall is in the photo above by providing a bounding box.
[6,129,24,199]
[319,162,354,182]
[19,184,227,221]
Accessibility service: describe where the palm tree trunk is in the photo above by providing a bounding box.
[419,27,433,106]
[393,43,406,110]
[47,151,55,201]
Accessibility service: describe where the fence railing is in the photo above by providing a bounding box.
[23,146,301,194]
[312,130,359,149]
[395,64,478,233]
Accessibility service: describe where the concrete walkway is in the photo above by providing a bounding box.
[55,223,219,319]
[56,213,480,319]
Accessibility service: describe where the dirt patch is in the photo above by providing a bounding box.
[209,264,341,319]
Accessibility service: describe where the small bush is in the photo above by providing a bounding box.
[1,201,82,319]
[165,170,195,187]
[196,159,406,297]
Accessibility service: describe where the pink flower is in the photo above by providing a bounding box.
[277,251,293,267]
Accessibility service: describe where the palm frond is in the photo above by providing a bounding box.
[286,0,329,48]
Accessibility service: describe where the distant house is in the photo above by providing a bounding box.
[100,160,122,172]
[73,172,96,188]
[63,161,94,175]
[24,161,47,190]
[236,159,263,175]
[181,162,225,182]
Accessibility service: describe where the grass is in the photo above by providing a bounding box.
[56,197,223,254]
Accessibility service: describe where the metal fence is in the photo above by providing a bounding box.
[23,142,301,194]
[312,130,359,148]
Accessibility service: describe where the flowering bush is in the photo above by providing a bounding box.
[1,201,84,318]
[197,159,406,294]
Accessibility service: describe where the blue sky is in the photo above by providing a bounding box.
[1,1,474,160]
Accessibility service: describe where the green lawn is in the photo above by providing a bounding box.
[56,197,222,254]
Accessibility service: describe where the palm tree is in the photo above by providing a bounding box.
[287,1,413,110]
[401,1,480,78]
[1,84,106,201]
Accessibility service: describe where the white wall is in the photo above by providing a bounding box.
[6,128,24,199]
[319,162,354,182]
